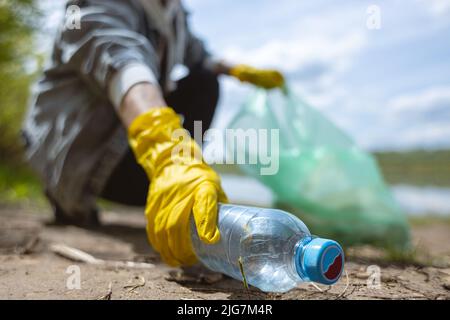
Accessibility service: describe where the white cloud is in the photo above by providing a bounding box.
[222,31,366,75]
[218,2,368,78]
[367,86,450,150]
[394,123,450,148]
[217,6,369,137]
[388,85,450,115]
[418,0,450,16]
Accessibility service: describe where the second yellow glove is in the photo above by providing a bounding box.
[128,107,228,266]
[230,64,285,89]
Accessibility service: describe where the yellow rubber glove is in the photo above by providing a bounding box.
[128,107,228,267]
[230,64,285,89]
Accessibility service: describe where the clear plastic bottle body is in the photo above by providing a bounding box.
[191,204,312,292]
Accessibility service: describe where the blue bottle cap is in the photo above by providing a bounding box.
[297,238,344,285]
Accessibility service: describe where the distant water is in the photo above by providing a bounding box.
[391,185,450,216]
[220,174,450,216]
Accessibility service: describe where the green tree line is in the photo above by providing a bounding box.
[0,0,39,164]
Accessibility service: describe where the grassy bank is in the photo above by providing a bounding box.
[375,150,450,187]
[0,162,43,204]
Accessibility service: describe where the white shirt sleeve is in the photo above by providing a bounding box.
[108,63,159,110]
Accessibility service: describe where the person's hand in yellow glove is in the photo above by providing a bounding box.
[229,64,285,89]
[128,106,228,267]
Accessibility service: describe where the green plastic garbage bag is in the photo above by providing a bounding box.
[227,88,410,249]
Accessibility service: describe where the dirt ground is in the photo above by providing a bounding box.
[0,206,449,300]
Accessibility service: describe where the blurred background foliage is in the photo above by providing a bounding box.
[0,0,39,161]
[0,0,42,203]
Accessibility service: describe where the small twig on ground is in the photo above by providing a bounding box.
[309,282,324,292]
[343,284,358,298]
[50,244,154,269]
[98,282,113,300]
[50,244,99,264]
[238,257,251,299]
[124,276,146,293]
[335,269,350,300]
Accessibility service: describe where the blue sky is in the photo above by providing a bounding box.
[184,0,450,151]
[43,0,450,151]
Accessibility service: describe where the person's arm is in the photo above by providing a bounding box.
[208,59,285,89]
[208,60,232,76]
[118,83,166,128]
[57,1,161,109]
[125,89,228,267]
[58,1,226,267]
[112,72,228,268]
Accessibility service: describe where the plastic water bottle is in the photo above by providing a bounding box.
[191,204,344,293]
